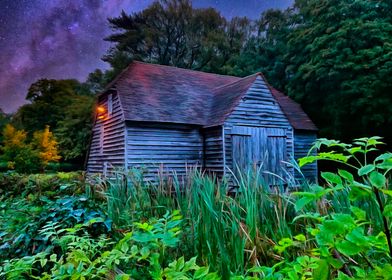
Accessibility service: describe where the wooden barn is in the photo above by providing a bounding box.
[86,61,317,183]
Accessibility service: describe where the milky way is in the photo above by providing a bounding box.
[0,0,292,113]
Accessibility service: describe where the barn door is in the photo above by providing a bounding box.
[266,133,287,185]
[231,127,252,177]
[232,126,287,185]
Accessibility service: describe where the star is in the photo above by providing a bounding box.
[0,0,293,113]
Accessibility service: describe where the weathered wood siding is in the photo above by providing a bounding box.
[294,131,318,182]
[202,126,224,177]
[126,123,203,181]
[87,92,125,173]
[223,76,294,182]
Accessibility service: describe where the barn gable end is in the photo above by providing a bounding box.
[222,76,294,182]
[87,91,126,173]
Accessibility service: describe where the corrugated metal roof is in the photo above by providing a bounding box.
[101,61,316,130]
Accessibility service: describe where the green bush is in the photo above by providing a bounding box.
[0,211,217,280]
[0,171,86,197]
[0,193,111,262]
[0,161,8,172]
[0,137,391,279]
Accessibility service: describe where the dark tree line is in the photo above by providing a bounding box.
[3,0,391,170]
[103,0,392,144]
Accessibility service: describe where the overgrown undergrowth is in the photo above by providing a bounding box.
[0,137,391,279]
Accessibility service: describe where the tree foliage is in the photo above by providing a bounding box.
[285,0,392,142]
[32,125,61,166]
[13,79,95,164]
[0,124,41,173]
[103,0,392,144]
[104,0,253,74]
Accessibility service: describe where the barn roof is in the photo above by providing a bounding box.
[270,88,318,131]
[102,61,316,131]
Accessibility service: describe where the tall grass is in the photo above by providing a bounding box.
[93,166,299,276]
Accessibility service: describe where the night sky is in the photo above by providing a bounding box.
[0,0,292,113]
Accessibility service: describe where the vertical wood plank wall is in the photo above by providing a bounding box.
[87,92,125,173]
[202,126,224,178]
[294,131,318,181]
[86,81,317,184]
[223,76,294,179]
[126,123,203,181]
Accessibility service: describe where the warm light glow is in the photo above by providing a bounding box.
[97,106,106,113]
[97,105,106,120]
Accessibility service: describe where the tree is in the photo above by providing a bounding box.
[32,125,61,167]
[55,95,94,162]
[0,109,10,144]
[284,0,392,143]
[104,0,252,74]
[13,79,95,164]
[0,124,41,173]
[225,8,295,83]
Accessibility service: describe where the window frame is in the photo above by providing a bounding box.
[107,94,113,115]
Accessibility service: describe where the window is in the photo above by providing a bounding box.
[107,94,113,115]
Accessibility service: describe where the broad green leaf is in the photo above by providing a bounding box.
[318,152,351,163]
[358,164,375,176]
[203,271,220,280]
[336,240,361,256]
[338,170,354,182]
[293,213,323,223]
[334,214,356,229]
[194,266,209,279]
[375,153,392,162]
[337,271,352,280]
[139,247,150,260]
[312,259,329,280]
[295,196,314,212]
[321,172,342,185]
[369,171,386,188]
[322,220,345,235]
[378,161,392,170]
[294,234,306,242]
[346,228,368,247]
[367,136,384,146]
[348,147,364,154]
[299,156,317,167]
[176,256,185,271]
[350,206,366,220]
[383,205,392,217]
[381,189,392,197]
[316,230,334,246]
[353,267,366,278]
[326,257,344,269]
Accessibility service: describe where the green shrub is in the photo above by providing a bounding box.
[0,211,217,280]
[0,193,111,262]
[0,137,391,279]
[258,136,392,279]
[0,171,86,197]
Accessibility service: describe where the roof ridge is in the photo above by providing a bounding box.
[212,73,260,92]
[132,60,241,79]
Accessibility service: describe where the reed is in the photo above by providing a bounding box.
[98,166,300,275]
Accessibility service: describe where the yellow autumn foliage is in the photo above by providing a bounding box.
[33,125,61,165]
[2,124,27,148]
